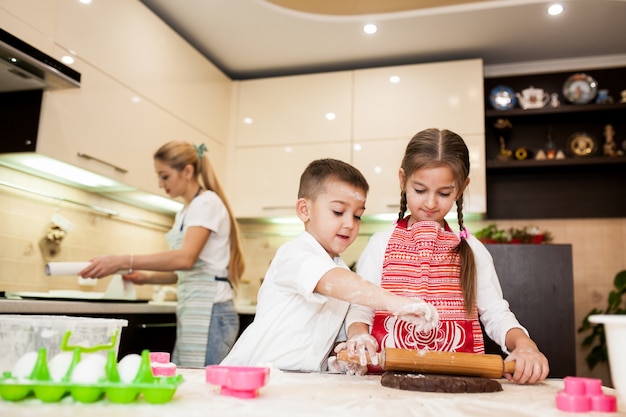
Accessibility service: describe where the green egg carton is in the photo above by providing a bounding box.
[0,332,183,404]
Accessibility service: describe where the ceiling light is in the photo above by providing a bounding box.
[243,117,253,124]
[548,4,563,15]
[389,75,400,84]
[363,24,377,35]
[61,55,74,65]
[325,112,336,120]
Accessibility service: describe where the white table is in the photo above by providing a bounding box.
[1,368,623,417]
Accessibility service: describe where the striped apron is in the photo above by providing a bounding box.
[371,219,484,354]
[167,227,218,368]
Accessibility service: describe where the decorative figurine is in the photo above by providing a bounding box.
[493,118,513,161]
[550,93,560,108]
[535,149,547,160]
[603,124,617,157]
[544,128,557,160]
[595,89,612,104]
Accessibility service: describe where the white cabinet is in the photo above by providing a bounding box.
[54,0,231,145]
[351,137,406,217]
[0,0,231,195]
[229,59,486,218]
[37,52,225,195]
[229,142,352,218]
[352,59,486,216]
[353,59,485,140]
[234,71,353,146]
[229,72,353,217]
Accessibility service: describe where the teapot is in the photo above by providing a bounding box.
[516,86,550,109]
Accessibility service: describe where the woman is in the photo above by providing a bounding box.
[79,141,245,367]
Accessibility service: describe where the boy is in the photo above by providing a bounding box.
[221,158,438,372]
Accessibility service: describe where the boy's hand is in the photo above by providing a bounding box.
[391,299,439,333]
[329,334,378,375]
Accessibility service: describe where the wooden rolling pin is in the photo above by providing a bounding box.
[337,348,516,379]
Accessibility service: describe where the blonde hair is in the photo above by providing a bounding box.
[154,141,245,289]
[398,128,476,314]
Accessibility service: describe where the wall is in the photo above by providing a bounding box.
[0,166,171,299]
[238,216,626,385]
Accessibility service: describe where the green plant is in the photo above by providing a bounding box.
[474,224,553,244]
[578,270,626,370]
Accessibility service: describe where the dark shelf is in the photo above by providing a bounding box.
[484,66,626,220]
[485,102,626,118]
[486,156,626,170]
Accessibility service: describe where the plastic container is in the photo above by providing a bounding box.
[0,349,183,404]
[206,366,269,399]
[0,315,128,374]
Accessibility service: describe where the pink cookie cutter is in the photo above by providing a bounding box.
[556,376,617,413]
[206,366,270,399]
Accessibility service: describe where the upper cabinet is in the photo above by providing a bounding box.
[353,59,485,141]
[352,59,486,216]
[36,53,226,196]
[229,59,486,218]
[233,71,353,147]
[0,0,231,195]
[54,0,231,145]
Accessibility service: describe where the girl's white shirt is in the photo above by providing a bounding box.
[171,190,232,301]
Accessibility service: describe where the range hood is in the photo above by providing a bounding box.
[0,28,80,92]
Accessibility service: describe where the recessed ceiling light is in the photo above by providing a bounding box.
[61,55,74,65]
[243,117,253,124]
[548,4,563,16]
[325,112,336,120]
[389,75,400,84]
[363,24,377,35]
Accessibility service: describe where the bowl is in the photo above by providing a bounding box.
[588,314,626,405]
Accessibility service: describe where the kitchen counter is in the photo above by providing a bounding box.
[0,299,256,315]
[0,368,623,417]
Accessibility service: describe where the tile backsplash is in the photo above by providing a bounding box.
[1,166,625,384]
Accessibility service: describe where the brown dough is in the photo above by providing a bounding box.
[381,371,503,393]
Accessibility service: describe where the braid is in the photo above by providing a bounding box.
[455,195,477,316]
[398,191,407,223]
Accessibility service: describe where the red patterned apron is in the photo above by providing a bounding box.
[371,219,484,357]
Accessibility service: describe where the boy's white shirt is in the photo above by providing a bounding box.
[356,228,527,354]
[221,231,371,371]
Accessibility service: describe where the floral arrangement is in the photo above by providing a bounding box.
[474,224,553,244]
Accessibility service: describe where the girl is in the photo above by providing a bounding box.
[79,140,245,367]
[354,128,549,384]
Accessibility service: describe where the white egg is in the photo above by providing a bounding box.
[117,354,142,383]
[12,351,39,379]
[70,354,106,384]
[48,352,75,381]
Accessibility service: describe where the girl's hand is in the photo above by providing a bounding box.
[121,271,148,285]
[504,345,550,384]
[79,255,126,278]
[390,298,439,333]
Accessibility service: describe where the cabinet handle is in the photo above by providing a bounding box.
[77,152,128,173]
[138,323,176,329]
[261,205,294,211]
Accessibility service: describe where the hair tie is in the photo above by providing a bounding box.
[459,227,469,239]
[194,143,208,158]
